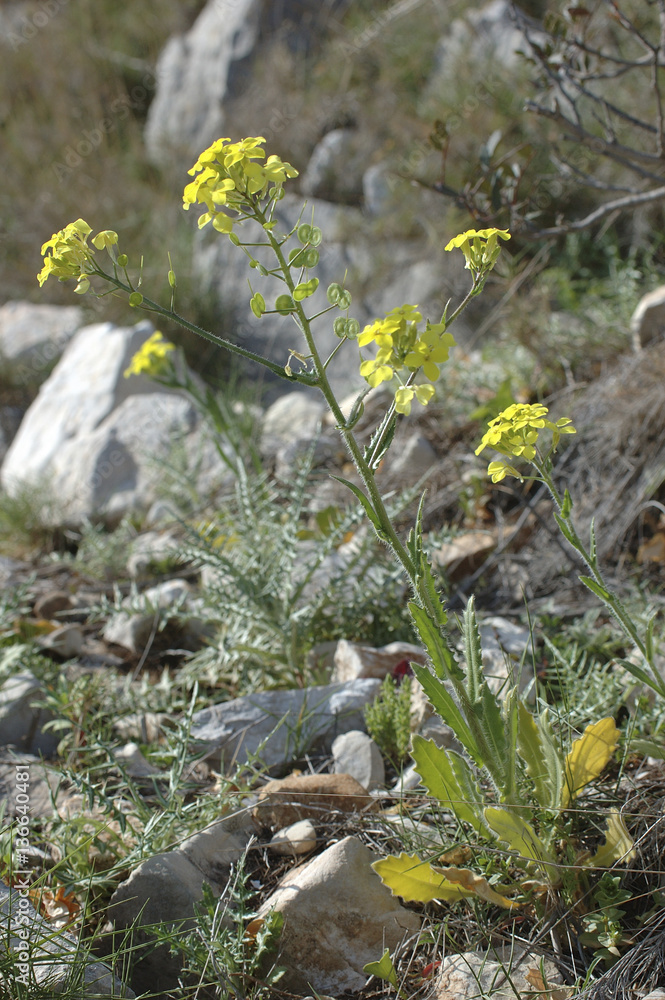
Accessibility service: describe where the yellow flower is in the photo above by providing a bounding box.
[183,137,297,233]
[358,304,455,410]
[91,230,119,253]
[487,460,522,483]
[404,324,456,382]
[476,403,576,475]
[37,219,94,287]
[445,228,510,279]
[359,353,395,387]
[124,332,175,378]
[395,383,435,415]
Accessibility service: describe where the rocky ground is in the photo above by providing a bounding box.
[1,293,665,998]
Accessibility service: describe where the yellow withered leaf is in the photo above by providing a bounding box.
[372,853,520,909]
[589,810,635,868]
[562,717,619,808]
[372,852,473,903]
[431,865,522,909]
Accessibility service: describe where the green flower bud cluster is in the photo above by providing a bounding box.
[358,304,456,415]
[183,136,298,234]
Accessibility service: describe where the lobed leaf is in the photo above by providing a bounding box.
[411,735,488,834]
[485,806,553,875]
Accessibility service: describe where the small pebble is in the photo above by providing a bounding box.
[268,819,317,857]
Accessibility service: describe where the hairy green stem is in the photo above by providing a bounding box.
[93,265,319,387]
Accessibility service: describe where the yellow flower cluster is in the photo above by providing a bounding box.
[38,219,118,293]
[358,304,455,414]
[444,228,511,281]
[124,331,175,379]
[475,403,576,481]
[183,136,298,233]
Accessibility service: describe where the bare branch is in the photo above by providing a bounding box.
[527,184,665,238]
[525,103,665,168]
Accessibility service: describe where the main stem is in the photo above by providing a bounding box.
[254,206,425,591]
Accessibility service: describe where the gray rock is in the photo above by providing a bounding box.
[0,883,134,997]
[103,578,196,655]
[432,946,562,999]
[0,754,65,819]
[362,162,395,216]
[0,301,83,382]
[260,390,325,454]
[476,616,533,698]
[145,0,349,166]
[274,430,341,481]
[383,430,437,485]
[0,406,24,463]
[258,835,421,994]
[0,673,58,757]
[427,1,530,90]
[108,813,253,994]
[0,320,231,525]
[109,850,208,930]
[631,285,665,351]
[331,730,385,790]
[179,812,254,883]
[145,0,258,165]
[300,128,365,204]
[35,624,84,659]
[189,678,381,771]
[126,529,184,579]
[115,742,163,778]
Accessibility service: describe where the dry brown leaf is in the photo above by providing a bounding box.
[525,967,573,999]
[637,531,665,564]
[439,845,473,865]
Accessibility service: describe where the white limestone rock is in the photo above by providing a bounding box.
[300,128,366,204]
[0,320,231,525]
[189,678,381,772]
[0,883,134,997]
[631,285,665,351]
[0,673,58,757]
[268,818,317,856]
[258,836,421,994]
[331,730,385,790]
[144,0,258,165]
[432,946,563,1000]
[383,430,437,485]
[0,301,83,381]
[332,639,427,683]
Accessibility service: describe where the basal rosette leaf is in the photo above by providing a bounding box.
[589,811,635,869]
[516,703,563,812]
[562,717,619,809]
[373,853,519,908]
[411,735,489,835]
[484,806,555,880]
